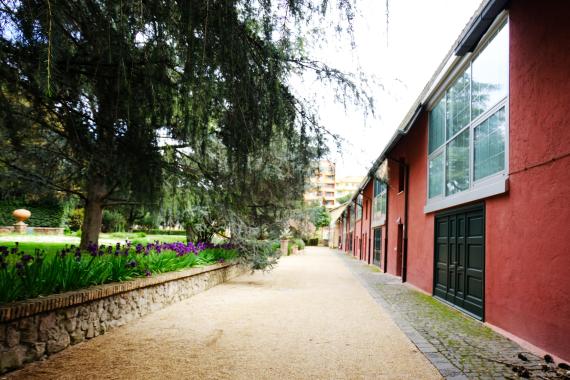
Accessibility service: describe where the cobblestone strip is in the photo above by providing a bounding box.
[334,251,565,380]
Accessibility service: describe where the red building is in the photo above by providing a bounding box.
[336,0,570,362]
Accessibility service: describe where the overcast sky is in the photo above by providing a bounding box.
[292,0,482,178]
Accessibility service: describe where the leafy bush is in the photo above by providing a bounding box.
[102,210,127,232]
[109,231,147,238]
[232,239,279,270]
[270,240,280,252]
[137,229,186,236]
[0,201,64,227]
[293,238,305,250]
[138,213,159,230]
[66,208,84,231]
[0,241,237,304]
[307,238,319,246]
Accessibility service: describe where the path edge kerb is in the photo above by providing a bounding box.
[332,250,467,380]
[0,262,239,322]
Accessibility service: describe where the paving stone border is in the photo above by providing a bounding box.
[0,262,247,374]
[335,250,567,380]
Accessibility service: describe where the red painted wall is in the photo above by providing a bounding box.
[339,0,569,360]
[484,0,570,361]
[352,181,374,264]
[386,159,404,276]
[387,114,435,293]
[362,182,374,264]
[355,217,362,259]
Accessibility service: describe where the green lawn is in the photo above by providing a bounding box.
[0,233,188,255]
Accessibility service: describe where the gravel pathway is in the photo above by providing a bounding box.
[6,247,440,380]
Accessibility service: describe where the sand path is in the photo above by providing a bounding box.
[7,247,441,379]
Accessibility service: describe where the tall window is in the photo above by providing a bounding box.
[356,195,363,220]
[372,179,387,226]
[428,22,508,204]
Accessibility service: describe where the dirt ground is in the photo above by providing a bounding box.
[6,247,441,380]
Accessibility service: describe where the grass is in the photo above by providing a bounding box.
[0,232,188,247]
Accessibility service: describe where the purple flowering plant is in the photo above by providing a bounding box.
[0,241,237,304]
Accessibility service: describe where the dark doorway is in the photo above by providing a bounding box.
[396,224,404,276]
[434,203,485,319]
[373,228,382,267]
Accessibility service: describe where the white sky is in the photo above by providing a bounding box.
[292,0,482,177]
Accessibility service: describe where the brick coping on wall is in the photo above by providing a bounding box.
[0,262,235,322]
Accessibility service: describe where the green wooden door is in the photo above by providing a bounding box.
[434,204,485,319]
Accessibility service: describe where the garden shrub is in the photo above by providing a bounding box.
[67,208,84,231]
[307,238,319,246]
[0,200,64,227]
[293,238,305,250]
[232,239,279,270]
[102,210,127,232]
[110,231,147,238]
[138,229,186,235]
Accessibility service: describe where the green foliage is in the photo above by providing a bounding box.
[137,213,159,231]
[109,232,147,239]
[0,200,64,227]
[287,241,294,255]
[0,243,237,304]
[232,239,280,271]
[0,0,370,247]
[336,194,352,204]
[311,206,331,228]
[102,210,127,233]
[66,208,84,231]
[307,238,319,246]
[139,229,186,236]
[293,238,305,250]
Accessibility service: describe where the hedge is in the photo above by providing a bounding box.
[0,201,64,227]
[137,229,186,235]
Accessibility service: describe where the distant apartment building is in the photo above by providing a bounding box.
[304,160,336,209]
[335,176,364,200]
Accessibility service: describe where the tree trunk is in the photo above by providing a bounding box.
[80,179,106,249]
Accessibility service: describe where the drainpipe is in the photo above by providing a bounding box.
[368,198,372,265]
[361,190,373,264]
[360,195,363,261]
[402,162,409,283]
[383,185,389,273]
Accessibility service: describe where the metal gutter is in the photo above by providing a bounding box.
[455,0,510,55]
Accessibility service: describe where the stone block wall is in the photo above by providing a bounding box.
[0,263,246,373]
[31,227,64,235]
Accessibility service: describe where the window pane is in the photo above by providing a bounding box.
[446,69,471,138]
[429,98,445,153]
[474,107,506,180]
[429,153,444,198]
[446,129,470,195]
[472,24,509,119]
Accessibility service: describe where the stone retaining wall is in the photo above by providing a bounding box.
[31,227,64,235]
[0,227,14,234]
[0,262,247,373]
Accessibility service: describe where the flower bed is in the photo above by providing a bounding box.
[0,241,237,305]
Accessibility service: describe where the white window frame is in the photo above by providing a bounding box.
[371,179,387,227]
[425,16,509,214]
